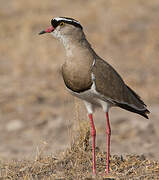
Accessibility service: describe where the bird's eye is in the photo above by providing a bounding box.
[59,22,65,27]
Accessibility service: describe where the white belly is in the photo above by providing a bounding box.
[67,84,114,114]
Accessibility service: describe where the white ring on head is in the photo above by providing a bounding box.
[53,17,81,25]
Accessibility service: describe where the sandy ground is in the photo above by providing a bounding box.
[0,0,159,163]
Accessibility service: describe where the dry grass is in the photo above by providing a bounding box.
[0,124,159,179]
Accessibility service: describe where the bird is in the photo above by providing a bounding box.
[39,17,150,175]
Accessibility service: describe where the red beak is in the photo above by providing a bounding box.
[39,26,54,35]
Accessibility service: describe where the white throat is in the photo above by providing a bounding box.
[51,29,75,57]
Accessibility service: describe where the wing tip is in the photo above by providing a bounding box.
[113,100,150,119]
[142,109,150,119]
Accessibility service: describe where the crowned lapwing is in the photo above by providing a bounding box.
[39,17,150,175]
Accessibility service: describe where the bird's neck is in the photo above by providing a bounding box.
[59,33,96,58]
[60,36,77,57]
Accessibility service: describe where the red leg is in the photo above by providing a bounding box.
[88,113,96,175]
[105,112,111,174]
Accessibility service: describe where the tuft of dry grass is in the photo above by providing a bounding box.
[0,124,159,179]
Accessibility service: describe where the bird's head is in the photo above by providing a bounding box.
[39,17,83,41]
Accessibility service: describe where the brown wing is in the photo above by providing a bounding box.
[92,58,150,118]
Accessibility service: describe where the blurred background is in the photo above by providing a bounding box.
[0,0,159,160]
